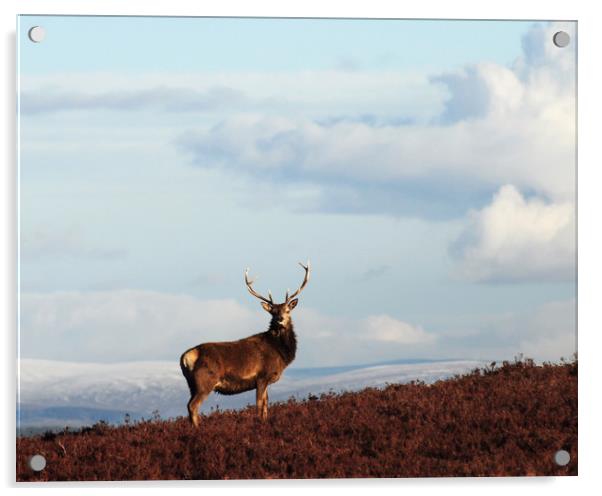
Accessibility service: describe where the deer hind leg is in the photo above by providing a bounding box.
[181,349,201,427]
[187,394,205,428]
[187,368,218,429]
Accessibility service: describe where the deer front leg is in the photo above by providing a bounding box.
[256,380,268,421]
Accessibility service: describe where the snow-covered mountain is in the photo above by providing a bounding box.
[18,358,483,430]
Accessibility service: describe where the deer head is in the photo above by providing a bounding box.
[244,261,310,329]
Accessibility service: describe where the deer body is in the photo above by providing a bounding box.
[180,263,309,428]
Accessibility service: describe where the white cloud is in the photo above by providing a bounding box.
[20,86,246,114]
[20,69,442,123]
[440,24,576,285]
[452,185,575,283]
[177,23,576,204]
[363,315,436,344]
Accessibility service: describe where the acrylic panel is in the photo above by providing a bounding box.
[16,16,577,481]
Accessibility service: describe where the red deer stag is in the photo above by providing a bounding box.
[180,262,310,428]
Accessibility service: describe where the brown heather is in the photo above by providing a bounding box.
[17,358,577,481]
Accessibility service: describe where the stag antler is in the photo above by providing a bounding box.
[244,268,274,304]
[285,260,311,303]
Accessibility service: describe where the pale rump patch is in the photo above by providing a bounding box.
[181,349,199,370]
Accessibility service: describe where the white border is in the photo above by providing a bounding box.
[0,0,587,19]
[2,1,601,494]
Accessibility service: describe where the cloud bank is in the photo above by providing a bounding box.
[19,290,435,366]
[177,23,575,205]
[19,86,246,114]
[363,315,435,345]
[20,289,574,366]
[451,185,575,283]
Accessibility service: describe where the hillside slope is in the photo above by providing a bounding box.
[17,359,577,480]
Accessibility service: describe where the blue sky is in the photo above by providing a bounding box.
[19,16,530,74]
[18,16,576,367]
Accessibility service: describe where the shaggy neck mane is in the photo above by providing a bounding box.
[267,318,297,365]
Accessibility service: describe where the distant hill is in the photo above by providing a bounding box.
[18,357,483,431]
[17,359,577,480]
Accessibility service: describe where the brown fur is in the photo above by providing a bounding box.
[180,300,300,428]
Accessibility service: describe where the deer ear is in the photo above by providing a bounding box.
[288,299,299,309]
[261,302,272,312]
